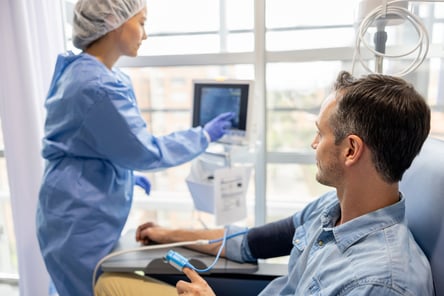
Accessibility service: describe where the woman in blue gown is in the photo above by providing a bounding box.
[36,1,233,295]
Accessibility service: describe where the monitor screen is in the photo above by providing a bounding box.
[192,79,253,145]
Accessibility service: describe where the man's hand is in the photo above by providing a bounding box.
[135,222,171,245]
[176,268,216,296]
[135,221,226,255]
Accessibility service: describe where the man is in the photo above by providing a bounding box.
[96,71,433,295]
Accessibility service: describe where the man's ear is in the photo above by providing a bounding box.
[344,135,364,166]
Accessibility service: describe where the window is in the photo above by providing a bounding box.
[60,0,444,230]
[0,119,16,279]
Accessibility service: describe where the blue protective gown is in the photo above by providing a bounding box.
[36,52,209,296]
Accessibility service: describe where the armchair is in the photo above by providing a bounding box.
[401,137,444,296]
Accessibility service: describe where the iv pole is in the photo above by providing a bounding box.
[374,20,388,73]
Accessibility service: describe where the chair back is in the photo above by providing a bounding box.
[400,137,444,296]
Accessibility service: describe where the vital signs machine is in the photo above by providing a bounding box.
[186,79,255,225]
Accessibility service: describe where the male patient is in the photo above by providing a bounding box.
[95,71,434,295]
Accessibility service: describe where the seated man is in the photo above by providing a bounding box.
[95,71,434,296]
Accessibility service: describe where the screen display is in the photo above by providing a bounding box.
[192,82,249,131]
[199,86,242,128]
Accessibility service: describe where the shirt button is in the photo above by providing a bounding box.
[318,240,324,246]
[294,239,300,244]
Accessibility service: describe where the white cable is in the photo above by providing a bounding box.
[353,0,429,76]
[92,239,210,295]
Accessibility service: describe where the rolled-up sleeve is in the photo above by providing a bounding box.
[224,225,255,263]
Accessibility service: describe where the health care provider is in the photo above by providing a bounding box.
[36,1,233,295]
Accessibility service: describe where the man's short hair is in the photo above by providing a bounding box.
[330,71,431,183]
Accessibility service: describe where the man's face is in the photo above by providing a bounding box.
[311,92,344,187]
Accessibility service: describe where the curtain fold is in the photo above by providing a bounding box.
[0,0,65,295]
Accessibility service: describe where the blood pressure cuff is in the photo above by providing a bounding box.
[247,216,295,259]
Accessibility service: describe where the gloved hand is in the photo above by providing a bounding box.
[134,175,151,195]
[203,112,235,142]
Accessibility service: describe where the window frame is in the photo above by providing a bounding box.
[64,0,444,226]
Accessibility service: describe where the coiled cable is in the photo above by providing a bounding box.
[353,0,429,76]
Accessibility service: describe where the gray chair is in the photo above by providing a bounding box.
[400,137,444,296]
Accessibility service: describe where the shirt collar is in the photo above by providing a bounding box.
[320,194,406,253]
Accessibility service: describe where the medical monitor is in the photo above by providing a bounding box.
[192,79,254,145]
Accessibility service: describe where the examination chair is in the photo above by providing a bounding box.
[400,137,444,296]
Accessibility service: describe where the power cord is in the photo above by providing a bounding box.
[92,240,209,294]
[163,229,228,273]
[163,229,249,273]
[353,0,429,76]
[92,229,248,293]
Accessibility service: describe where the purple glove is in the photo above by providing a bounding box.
[134,175,151,195]
[203,112,234,142]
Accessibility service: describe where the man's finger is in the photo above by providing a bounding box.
[176,279,189,293]
[182,267,204,283]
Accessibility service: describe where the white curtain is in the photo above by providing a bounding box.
[0,0,65,295]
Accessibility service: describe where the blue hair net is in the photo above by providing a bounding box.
[72,0,146,50]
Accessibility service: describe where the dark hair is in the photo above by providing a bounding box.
[330,71,431,183]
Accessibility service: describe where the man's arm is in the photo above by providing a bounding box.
[135,216,295,260]
[247,216,295,259]
[136,222,226,256]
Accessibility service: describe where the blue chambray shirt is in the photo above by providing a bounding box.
[226,191,434,295]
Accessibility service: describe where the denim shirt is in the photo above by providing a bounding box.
[226,191,434,296]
